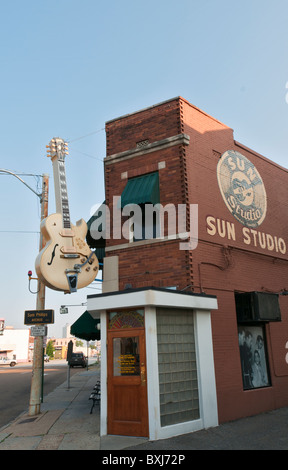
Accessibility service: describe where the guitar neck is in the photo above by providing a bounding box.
[52,156,71,229]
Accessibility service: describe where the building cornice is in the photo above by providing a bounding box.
[104,133,190,165]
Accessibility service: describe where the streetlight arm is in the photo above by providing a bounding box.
[0,169,42,199]
[60,303,87,308]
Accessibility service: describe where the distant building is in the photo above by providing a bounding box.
[0,325,30,362]
[62,323,72,339]
[49,335,101,360]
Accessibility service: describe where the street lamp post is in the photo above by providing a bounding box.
[0,169,49,416]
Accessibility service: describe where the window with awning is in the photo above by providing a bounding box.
[86,172,161,247]
[120,172,160,208]
[121,172,160,241]
[86,202,106,265]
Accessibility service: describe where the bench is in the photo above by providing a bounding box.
[89,380,101,414]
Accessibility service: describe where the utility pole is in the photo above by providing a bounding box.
[28,173,49,416]
[0,169,49,416]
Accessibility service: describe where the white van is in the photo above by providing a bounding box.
[0,356,17,367]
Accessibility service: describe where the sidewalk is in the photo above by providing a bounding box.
[0,365,102,450]
[0,364,147,451]
[1,364,288,450]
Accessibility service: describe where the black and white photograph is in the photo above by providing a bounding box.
[238,326,270,390]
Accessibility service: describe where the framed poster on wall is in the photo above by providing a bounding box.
[238,325,270,390]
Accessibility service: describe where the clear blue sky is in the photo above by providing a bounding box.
[1,0,288,337]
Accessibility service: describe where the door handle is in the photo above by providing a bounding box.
[140,363,146,385]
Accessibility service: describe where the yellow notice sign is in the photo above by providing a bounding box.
[118,354,138,375]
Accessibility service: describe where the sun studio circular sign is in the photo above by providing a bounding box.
[217,150,267,228]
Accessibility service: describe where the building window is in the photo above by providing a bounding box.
[238,325,271,390]
[108,310,144,329]
[129,203,160,241]
[121,172,161,242]
[156,308,199,427]
[113,336,140,376]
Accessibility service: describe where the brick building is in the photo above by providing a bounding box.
[87,97,288,439]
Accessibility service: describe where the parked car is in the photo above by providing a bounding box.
[44,354,50,362]
[69,352,87,368]
[0,356,17,367]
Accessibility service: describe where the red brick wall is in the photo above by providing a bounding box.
[105,98,192,290]
[112,240,189,292]
[106,99,182,156]
[104,97,288,424]
[179,99,288,422]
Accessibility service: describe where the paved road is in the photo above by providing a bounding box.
[0,360,80,429]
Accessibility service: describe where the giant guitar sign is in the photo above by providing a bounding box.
[35,138,99,293]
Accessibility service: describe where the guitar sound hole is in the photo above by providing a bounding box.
[47,244,59,265]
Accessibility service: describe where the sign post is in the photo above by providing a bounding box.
[27,174,49,417]
[25,309,54,414]
[66,340,73,389]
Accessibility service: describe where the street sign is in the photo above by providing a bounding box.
[24,309,54,325]
[60,306,68,314]
[31,325,47,337]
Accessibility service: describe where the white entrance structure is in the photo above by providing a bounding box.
[87,287,218,440]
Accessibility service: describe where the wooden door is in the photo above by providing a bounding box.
[107,327,149,437]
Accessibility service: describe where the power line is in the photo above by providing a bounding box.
[0,230,40,234]
[64,127,105,162]
[67,127,105,143]
[70,147,104,162]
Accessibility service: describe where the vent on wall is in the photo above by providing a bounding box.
[235,292,281,323]
[136,139,149,149]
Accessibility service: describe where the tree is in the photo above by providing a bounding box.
[46,340,55,358]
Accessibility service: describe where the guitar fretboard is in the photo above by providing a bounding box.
[52,156,71,229]
[59,160,71,228]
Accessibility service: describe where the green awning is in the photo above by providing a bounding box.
[70,311,100,341]
[120,172,159,208]
[86,202,105,263]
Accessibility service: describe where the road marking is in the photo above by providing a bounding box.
[0,368,31,374]
[0,367,60,374]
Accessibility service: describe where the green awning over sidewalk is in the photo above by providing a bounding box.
[120,172,160,208]
[70,311,100,341]
[86,201,105,263]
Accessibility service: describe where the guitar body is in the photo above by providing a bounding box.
[35,213,99,292]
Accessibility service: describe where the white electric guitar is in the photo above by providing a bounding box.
[35,138,99,293]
